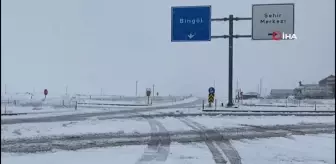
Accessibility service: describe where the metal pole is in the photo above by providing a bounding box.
[152,84,155,98]
[236,79,239,92]
[227,14,234,107]
[66,86,68,95]
[135,81,138,97]
[215,99,217,110]
[260,78,263,97]
[5,84,6,94]
[202,100,205,110]
[211,16,251,107]
[236,79,239,102]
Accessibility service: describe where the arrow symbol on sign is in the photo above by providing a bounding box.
[187,33,195,39]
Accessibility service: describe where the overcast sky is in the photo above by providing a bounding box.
[1,0,335,98]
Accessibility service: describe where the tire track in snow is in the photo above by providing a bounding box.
[136,118,171,164]
[178,117,242,164]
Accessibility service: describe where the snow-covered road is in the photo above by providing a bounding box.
[2,143,215,164]
[2,134,334,164]
[2,115,334,139]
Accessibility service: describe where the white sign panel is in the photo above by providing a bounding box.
[252,3,295,40]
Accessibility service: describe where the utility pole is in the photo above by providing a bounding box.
[5,84,6,94]
[235,79,239,99]
[236,79,239,93]
[135,81,138,97]
[236,79,238,91]
[213,80,216,88]
[211,15,252,107]
[152,84,155,98]
[259,78,263,97]
[66,86,68,96]
[100,88,103,95]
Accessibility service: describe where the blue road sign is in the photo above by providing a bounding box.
[171,6,211,42]
[208,87,215,94]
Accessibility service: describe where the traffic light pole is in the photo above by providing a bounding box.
[211,15,252,107]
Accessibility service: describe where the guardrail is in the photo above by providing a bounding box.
[76,102,149,107]
[202,109,335,113]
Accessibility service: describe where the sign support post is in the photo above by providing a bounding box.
[146,88,152,105]
[211,16,252,107]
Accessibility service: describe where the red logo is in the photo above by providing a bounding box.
[272,31,281,41]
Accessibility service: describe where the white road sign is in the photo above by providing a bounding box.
[252,3,295,40]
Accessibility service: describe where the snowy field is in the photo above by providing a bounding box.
[1,106,80,115]
[2,134,334,164]
[233,134,335,164]
[1,96,199,118]
[1,94,75,107]
[1,93,191,107]
[2,115,334,140]
[1,105,135,118]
